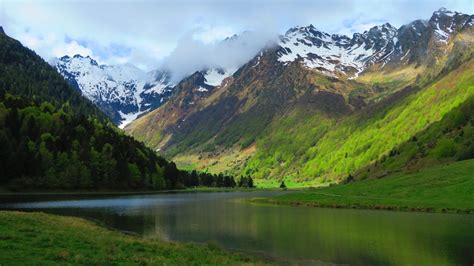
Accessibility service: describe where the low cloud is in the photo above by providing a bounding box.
[2,0,472,78]
[161,29,278,82]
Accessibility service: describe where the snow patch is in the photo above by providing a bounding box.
[118,110,144,129]
[204,68,236,86]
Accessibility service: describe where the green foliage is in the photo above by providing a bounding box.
[279,181,287,189]
[245,60,474,183]
[0,31,105,119]
[432,139,457,159]
[366,95,474,176]
[0,31,241,191]
[244,107,335,181]
[0,91,171,190]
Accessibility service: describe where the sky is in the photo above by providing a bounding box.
[0,0,472,78]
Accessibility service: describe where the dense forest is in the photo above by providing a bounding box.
[0,27,250,191]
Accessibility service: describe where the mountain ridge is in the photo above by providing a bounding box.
[125,8,474,185]
[54,8,473,129]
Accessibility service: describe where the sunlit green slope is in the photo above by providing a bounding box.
[245,59,474,185]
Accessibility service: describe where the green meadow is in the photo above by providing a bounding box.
[253,159,474,213]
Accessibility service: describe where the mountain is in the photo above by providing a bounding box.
[126,8,474,186]
[53,55,175,127]
[53,55,239,127]
[0,27,210,191]
[276,9,472,78]
[276,23,399,78]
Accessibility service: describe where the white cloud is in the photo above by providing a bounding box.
[192,26,236,44]
[12,29,97,63]
[52,40,94,58]
[161,29,277,82]
[1,0,472,73]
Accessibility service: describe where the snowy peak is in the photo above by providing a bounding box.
[428,8,473,43]
[276,9,473,78]
[277,22,400,78]
[433,7,456,18]
[54,54,234,127]
[54,55,174,127]
[364,23,397,48]
[55,54,143,103]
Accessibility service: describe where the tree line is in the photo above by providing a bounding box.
[0,30,257,191]
[0,90,256,191]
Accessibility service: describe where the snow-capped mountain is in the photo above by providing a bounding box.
[55,8,472,127]
[276,23,400,78]
[54,55,174,127]
[275,8,473,78]
[54,55,236,127]
[429,8,472,43]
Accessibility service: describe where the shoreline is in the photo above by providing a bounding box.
[0,211,263,265]
[0,187,287,196]
[250,160,474,215]
[250,197,473,214]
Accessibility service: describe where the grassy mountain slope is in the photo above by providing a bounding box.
[241,59,472,185]
[126,15,474,187]
[357,93,474,180]
[128,52,367,172]
[170,57,473,187]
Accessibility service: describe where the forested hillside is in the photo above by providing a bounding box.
[0,28,237,191]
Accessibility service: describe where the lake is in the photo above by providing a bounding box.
[1,191,473,265]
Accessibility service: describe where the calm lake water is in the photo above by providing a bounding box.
[1,191,473,265]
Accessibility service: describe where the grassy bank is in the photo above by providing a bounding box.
[252,159,474,213]
[0,211,261,265]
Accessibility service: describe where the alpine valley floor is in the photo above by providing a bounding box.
[252,159,474,213]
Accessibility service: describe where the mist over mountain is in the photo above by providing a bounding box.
[161,30,278,83]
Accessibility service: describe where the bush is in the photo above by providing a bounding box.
[432,139,457,159]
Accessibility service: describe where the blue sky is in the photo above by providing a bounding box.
[1,0,472,71]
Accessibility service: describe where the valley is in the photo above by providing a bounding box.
[0,3,473,265]
[122,8,474,187]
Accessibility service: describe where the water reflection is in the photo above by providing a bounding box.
[1,192,473,265]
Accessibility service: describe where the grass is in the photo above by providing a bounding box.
[252,159,474,213]
[0,211,263,265]
[174,144,256,175]
[245,58,474,183]
[255,178,326,189]
[357,65,424,98]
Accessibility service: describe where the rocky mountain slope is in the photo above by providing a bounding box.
[125,8,473,186]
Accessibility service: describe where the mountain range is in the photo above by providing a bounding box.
[53,8,473,185]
